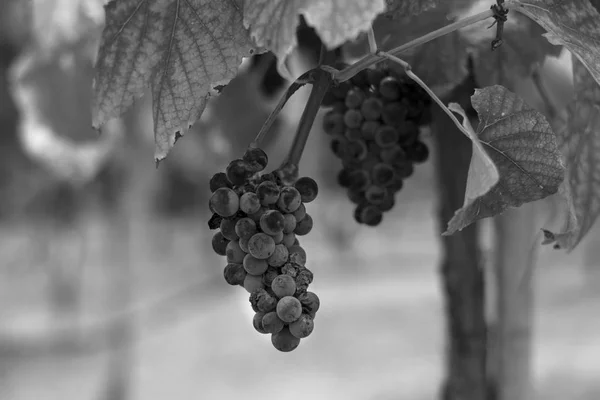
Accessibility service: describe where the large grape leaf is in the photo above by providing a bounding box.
[515,0,600,88]
[243,0,386,79]
[383,0,439,19]
[92,0,256,161]
[542,59,600,250]
[445,85,564,234]
[465,10,561,87]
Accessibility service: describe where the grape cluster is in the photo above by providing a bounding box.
[320,65,432,226]
[208,148,320,352]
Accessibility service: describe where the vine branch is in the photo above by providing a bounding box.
[278,49,335,180]
[377,51,474,140]
[250,70,314,149]
[334,0,518,83]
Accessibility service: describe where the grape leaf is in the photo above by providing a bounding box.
[515,0,600,88]
[383,0,439,19]
[541,59,600,250]
[445,85,564,234]
[244,0,386,79]
[448,102,500,206]
[466,11,561,87]
[92,0,256,161]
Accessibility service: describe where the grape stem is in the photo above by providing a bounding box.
[366,26,378,54]
[280,50,335,174]
[334,0,518,83]
[250,70,315,149]
[377,51,474,140]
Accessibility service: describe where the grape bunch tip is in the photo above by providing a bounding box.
[208,146,320,352]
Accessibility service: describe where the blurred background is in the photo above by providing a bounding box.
[0,1,599,399]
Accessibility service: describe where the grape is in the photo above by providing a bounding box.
[378,191,395,212]
[288,245,307,266]
[281,263,298,277]
[330,135,349,159]
[343,109,363,129]
[249,206,268,223]
[276,296,302,323]
[224,263,246,286]
[365,186,387,205]
[360,97,383,120]
[348,169,370,191]
[360,120,379,141]
[347,189,366,205]
[256,181,280,206]
[294,177,318,203]
[388,177,404,192]
[226,240,246,263]
[271,327,301,352]
[248,233,276,259]
[276,186,302,213]
[262,312,285,334]
[253,312,268,334]
[250,288,277,313]
[282,214,297,234]
[211,231,229,256]
[331,81,351,98]
[323,111,345,135]
[394,161,414,179]
[243,147,268,172]
[271,274,296,298]
[244,274,264,293]
[262,267,279,287]
[239,192,261,215]
[380,145,407,166]
[406,140,429,163]
[220,218,239,241]
[271,230,284,245]
[297,291,320,314]
[381,102,407,127]
[238,237,250,253]
[243,254,269,275]
[209,188,239,218]
[366,69,386,86]
[289,314,314,339]
[379,76,401,100]
[292,203,306,221]
[358,205,383,226]
[344,140,368,163]
[267,244,289,267]
[226,159,251,186]
[209,172,231,192]
[282,232,296,248]
[235,217,257,240]
[295,268,314,291]
[374,125,399,148]
[294,214,313,236]
[371,163,396,186]
[345,128,362,142]
[345,88,365,109]
[208,213,223,230]
[260,210,285,235]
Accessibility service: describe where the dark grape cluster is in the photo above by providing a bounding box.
[208,148,320,352]
[320,65,432,226]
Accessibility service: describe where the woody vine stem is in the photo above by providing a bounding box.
[252,0,519,174]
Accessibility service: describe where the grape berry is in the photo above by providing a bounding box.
[321,65,432,226]
[209,147,319,352]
